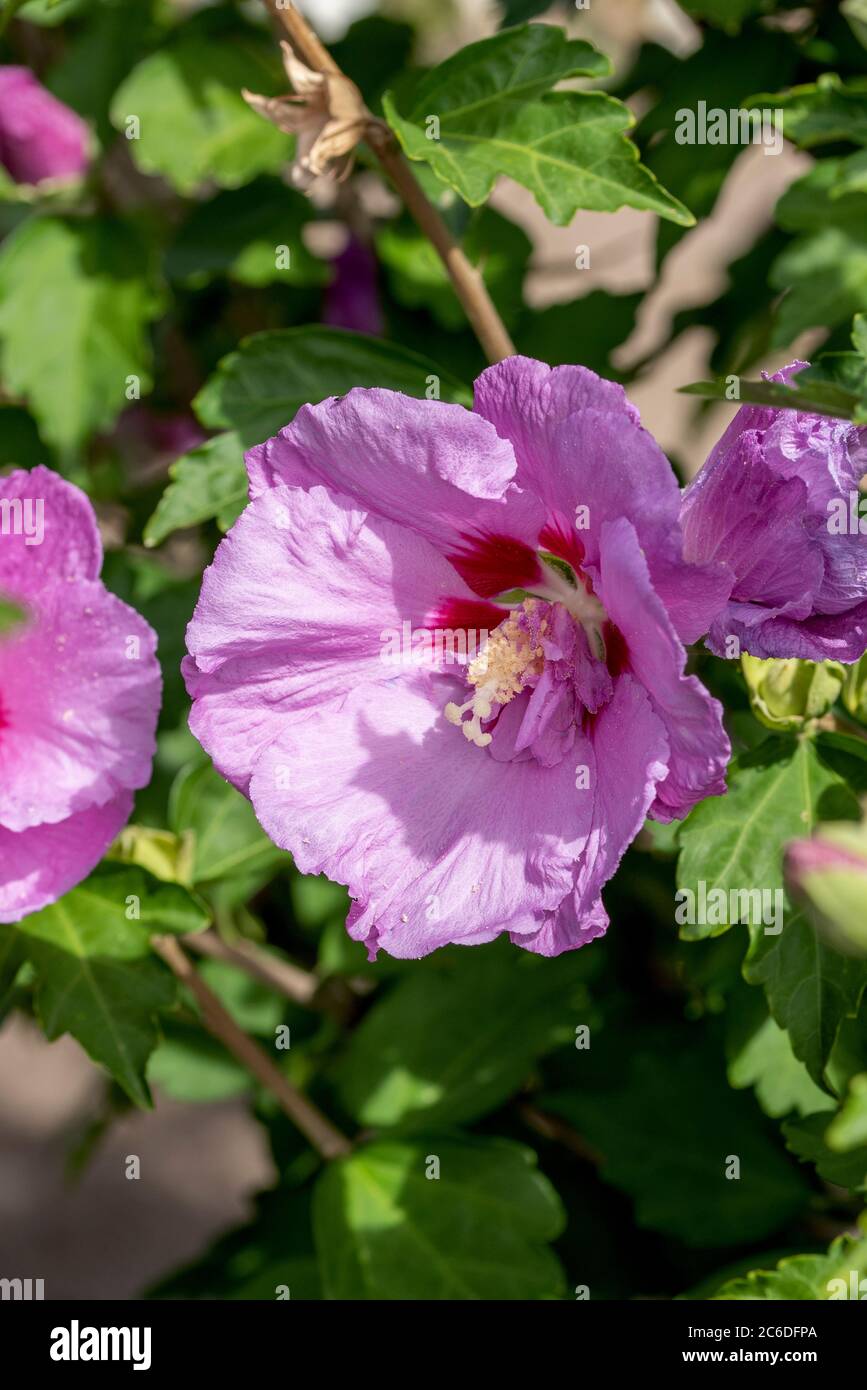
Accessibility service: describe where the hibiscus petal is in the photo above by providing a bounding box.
[245,387,543,552]
[474,355,638,479]
[475,358,670,552]
[0,791,133,924]
[697,360,810,472]
[598,518,730,822]
[247,671,591,958]
[0,465,102,597]
[184,483,504,792]
[761,411,864,508]
[514,894,609,957]
[514,675,669,956]
[681,370,867,661]
[0,581,159,832]
[681,429,822,614]
[646,550,733,647]
[713,600,867,663]
[473,355,728,642]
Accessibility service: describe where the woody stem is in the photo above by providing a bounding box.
[152,934,352,1161]
[261,0,516,365]
[183,928,319,1005]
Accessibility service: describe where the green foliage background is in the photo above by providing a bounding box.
[2,0,867,1301]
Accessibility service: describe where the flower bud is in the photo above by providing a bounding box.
[842,653,867,723]
[741,654,844,731]
[786,820,867,954]
[0,67,89,187]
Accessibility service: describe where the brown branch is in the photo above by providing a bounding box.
[183,928,319,1005]
[263,0,340,74]
[183,929,371,1028]
[261,0,516,365]
[152,935,351,1161]
[518,1101,603,1166]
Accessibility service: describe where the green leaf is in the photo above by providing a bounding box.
[770,161,867,346]
[827,1010,867,1099]
[828,1073,867,1152]
[143,433,248,548]
[544,1035,808,1247]
[14,865,195,1106]
[17,0,86,24]
[680,370,867,423]
[41,864,208,937]
[0,217,163,451]
[677,739,857,942]
[333,942,594,1130]
[165,179,327,289]
[677,737,867,1084]
[791,353,867,425]
[144,329,471,546]
[383,24,692,227]
[313,1135,566,1299]
[746,911,867,1092]
[750,74,867,150]
[390,22,611,127]
[784,1111,867,1192]
[147,1021,251,1103]
[772,243,867,351]
[110,29,291,194]
[194,327,472,444]
[844,0,867,51]
[727,1004,833,1120]
[680,313,867,422]
[169,760,288,906]
[832,149,867,199]
[713,1220,867,1299]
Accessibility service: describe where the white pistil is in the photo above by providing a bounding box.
[444,601,546,748]
[444,686,496,747]
[533,559,608,661]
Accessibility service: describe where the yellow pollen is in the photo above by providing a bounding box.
[444,600,546,748]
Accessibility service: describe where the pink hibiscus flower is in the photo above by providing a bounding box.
[0,67,89,187]
[0,468,161,922]
[183,358,731,958]
[681,364,867,662]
